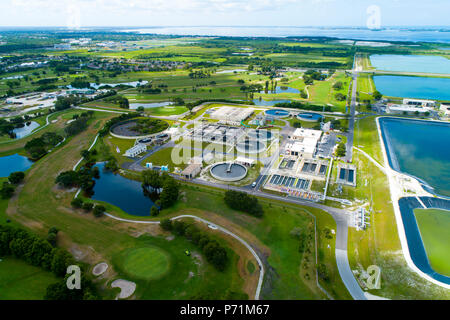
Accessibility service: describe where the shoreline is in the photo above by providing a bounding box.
[376,116,450,289]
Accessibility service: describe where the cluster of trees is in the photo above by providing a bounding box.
[25,131,64,159]
[71,198,106,218]
[161,219,229,271]
[56,154,100,196]
[240,83,263,93]
[224,190,263,217]
[54,95,82,111]
[142,170,179,210]
[334,93,346,101]
[303,70,327,85]
[54,91,117,112]
[64,112,94,136]
[171,97,185,105]
[0,119,17,138]
[331,119,347,132]
[0,224,100,300]
[335,142,346,158]
[104,95,129,109]
[137,84,162,94]
[273,101,331,112]
[33,77,58,85]
[0,171,25,199]
[373,90,383,100]
[130,118,169,135]
[188,70,211,79]
[332,81,343,90]
[70,78,91,89]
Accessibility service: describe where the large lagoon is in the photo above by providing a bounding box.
[379,117,450,198]
[373,75,450,101]
[370,54,450,74]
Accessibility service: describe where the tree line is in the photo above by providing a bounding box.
[142,170,180,214]
[160,219,229,272]
[0,224,100,300]
[224,190,264,217]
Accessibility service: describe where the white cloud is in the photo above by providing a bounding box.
[11,0,304,14]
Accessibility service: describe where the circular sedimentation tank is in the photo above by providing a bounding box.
[247,129,274,141]
[210,162,248,182]
[236,138,267,154]
[110,118,168,138]
[297,112,323,122]
[265,109,290,118]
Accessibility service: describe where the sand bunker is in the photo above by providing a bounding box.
[111,279,136,299]
[92,262,108,276]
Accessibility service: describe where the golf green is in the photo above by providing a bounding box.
[121,247,171,280]
[414,208,450,276]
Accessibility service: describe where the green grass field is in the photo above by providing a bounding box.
[0,257,59,300]
[118,247,171,281]
[414,208,450,276]
[111,234,245,300]
[147,106,188,116]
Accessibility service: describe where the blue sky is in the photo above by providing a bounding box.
[1,0,449,27]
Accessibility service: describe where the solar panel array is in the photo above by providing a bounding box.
[269,174,310,190]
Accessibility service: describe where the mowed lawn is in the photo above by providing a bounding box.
[0,257,59,300]
[147,106,188,116]
[111,235,246,300]
[119,247,171,281]
[414,208,450,276]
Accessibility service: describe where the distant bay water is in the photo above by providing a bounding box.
[119,26,450,43]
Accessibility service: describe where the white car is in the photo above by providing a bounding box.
[251,182,257,188]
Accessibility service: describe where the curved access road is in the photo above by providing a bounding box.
[103,212,265,300]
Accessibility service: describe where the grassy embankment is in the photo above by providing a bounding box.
[348,115,450,299]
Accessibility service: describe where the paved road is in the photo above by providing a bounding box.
[357,69,450,78]
[345,71,358,163]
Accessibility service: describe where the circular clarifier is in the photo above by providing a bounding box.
[210,162,248,182]
[247,129,274,141]
[297,112,323,122]
[236,138,267,154]
[265,109,290,118]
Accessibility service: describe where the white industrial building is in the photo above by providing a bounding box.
[386,103,432,115]
[291,128,323,142]
[209,106,254,123]
[124,143,147,157]
[285,128,323,159]
[402,98,435,108]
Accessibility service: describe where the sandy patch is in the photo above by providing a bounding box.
[111,279,136,299]
[92,262,108,276]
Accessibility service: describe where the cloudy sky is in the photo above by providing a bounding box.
[0,0,449,28]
